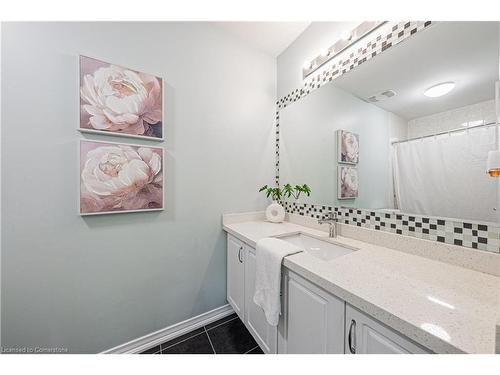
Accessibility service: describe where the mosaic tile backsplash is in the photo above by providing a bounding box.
[283,202,500,254]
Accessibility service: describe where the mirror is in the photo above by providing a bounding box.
[279,21,499,223]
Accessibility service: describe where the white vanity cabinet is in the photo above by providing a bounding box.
[227,233,431,355]
[345,305,430,354]
[226,234,245,320]
[226,234,278,354]
[278,269,345,354]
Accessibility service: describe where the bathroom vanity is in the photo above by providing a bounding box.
[223,20,500,355]
[222,212,500,354]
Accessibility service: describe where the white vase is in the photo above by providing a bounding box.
[265,201,285,223]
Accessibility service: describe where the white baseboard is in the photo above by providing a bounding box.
[102,304,234,354]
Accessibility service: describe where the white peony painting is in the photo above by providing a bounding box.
[79,55,163,140]
[79,140,164,215]
[338,166,358,200]
[337,130,359,164]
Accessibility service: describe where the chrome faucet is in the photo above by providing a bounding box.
[318,211,338,238]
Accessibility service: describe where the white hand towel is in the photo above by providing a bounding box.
[253,238,303,326]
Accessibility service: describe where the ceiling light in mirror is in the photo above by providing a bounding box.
[423,82,456,98]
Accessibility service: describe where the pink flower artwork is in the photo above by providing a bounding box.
[79,56,163,140]
[338,130,359,164]
[80,140,164,215]
[338,166,358,200]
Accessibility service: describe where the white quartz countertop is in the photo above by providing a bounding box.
[223,219,500,354]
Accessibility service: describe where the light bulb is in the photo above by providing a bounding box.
[320,48,329,57]
[340,30,351,41]
[303,60,312,70]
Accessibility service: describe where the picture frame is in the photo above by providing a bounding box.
[337,129,359,164]
[338,165,358,200]
[79,55,164,141]
[79,139,164,216]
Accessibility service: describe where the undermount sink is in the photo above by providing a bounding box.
[277,233,356,261]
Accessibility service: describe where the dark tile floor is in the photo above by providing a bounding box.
[139,313,264,354]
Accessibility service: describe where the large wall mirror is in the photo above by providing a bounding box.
[280,21,499,224]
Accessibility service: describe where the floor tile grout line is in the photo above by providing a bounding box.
[160,330,206,352]
[141,350,161,354]
[203,326,217,354]
[205,316,239,332]
[205,315,238,331]
[142,315,238,354]
[244,345,259,354]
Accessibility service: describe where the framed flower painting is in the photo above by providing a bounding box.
[79,55,163,141]
[79,140,164,215]
[337,130,359,164]
[338,166,358,200]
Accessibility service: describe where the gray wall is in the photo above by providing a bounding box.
[1,22,276,353]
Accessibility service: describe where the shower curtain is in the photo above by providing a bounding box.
[392,126,498,222]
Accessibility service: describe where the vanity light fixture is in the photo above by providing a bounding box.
[302,21,386,79]
[423,82,455,98]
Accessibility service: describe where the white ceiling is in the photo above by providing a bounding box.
[332,22,499,120]
[213,22,311,57]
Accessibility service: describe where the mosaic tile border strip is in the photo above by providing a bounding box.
[276,21,432,110]
[274,21,500,254]
[283,202,500,254]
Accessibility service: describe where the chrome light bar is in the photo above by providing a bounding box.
[302,21,386,79]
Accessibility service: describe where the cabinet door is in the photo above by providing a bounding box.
[227,234,245,320]
[345,305,430,354]
[278,270,345,354]
[244,245,278,354]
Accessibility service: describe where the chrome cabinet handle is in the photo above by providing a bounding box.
[238,246,243,263]
[348,319,356,354]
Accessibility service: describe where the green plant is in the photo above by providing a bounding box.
[282,183,311,200]
[259,183,311,201]
[259,185,282,201]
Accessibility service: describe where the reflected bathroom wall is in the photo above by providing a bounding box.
[279,21,499,224]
